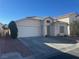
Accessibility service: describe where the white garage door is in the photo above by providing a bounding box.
[18,26,41,37]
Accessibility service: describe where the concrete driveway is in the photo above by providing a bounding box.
[19,37,79,59]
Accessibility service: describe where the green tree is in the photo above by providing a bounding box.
[8,21,18,39]
[70,21,79,36]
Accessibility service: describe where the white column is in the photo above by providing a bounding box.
[45,25,47,36]
[68,25,70,36]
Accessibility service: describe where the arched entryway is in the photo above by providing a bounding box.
[43,18,52,37]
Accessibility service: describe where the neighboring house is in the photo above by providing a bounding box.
[15,13,79,38]
[2,24,10,37]
[0,23,4,37]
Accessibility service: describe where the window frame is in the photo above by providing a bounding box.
[60,26,64,33]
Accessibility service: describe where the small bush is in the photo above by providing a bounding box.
[64,35,68,37]
[45,35,48,37]
[57,34,60,36]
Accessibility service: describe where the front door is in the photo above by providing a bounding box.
[47,25,50,36]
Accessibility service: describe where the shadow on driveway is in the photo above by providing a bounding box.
[48,52,79,59]
[21,37,78,44]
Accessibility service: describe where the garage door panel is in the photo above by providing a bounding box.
[18,26,41,37]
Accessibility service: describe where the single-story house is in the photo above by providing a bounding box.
[15,13,79,38]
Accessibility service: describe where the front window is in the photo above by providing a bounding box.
[60,26,64,33]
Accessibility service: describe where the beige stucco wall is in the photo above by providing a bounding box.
[58,17,70,24]
[16,19,41,27]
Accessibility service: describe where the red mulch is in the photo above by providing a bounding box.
[0,37,31,57]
